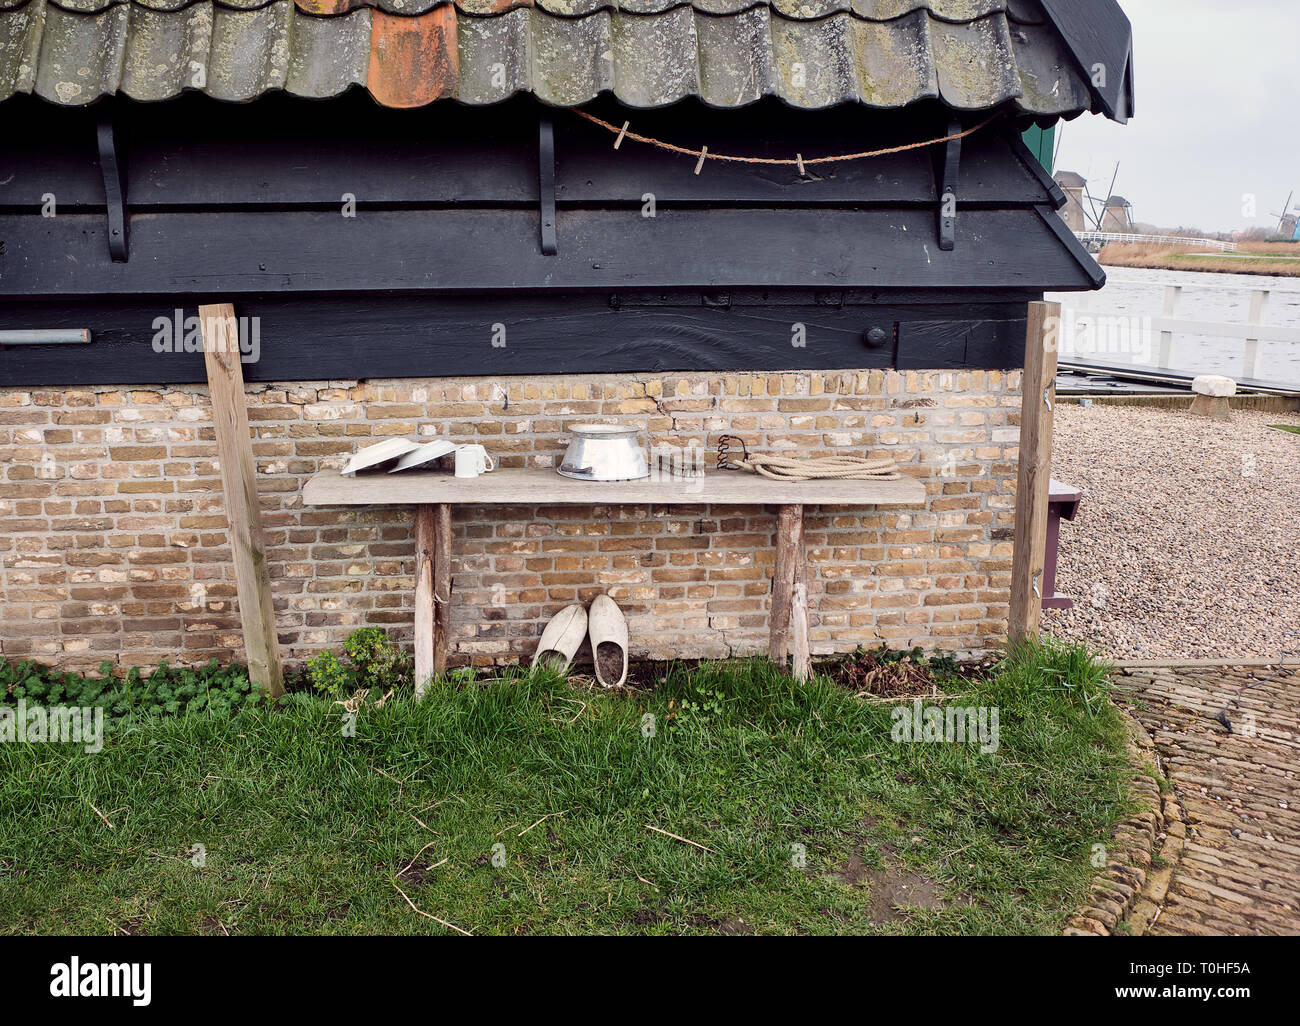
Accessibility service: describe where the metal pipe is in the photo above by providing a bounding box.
[0,329,92,345]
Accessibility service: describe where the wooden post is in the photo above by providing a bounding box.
[1242,289,1269,381]
[770,504,805,670]
[433,503,452,680]
[413,503,452,697]
[200,303,284,696]
[414,506,435,697]
[1158,284,1180,367]
[1009,301,1060,643]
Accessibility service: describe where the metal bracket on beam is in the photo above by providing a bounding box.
[96,109,129,262]
[936,117,962,252]
[538,117,557,256]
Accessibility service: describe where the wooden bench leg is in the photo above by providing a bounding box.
[414,503,453,697]
[416,499,457,691]
[771,504,809,679]
[414,506,435,697]
[433,503,452,678]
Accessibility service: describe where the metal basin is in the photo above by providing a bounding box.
[557,424,650,481]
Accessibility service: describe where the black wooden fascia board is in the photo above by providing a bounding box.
[0,203,1104,295]
[1034,203,1106,290]
[1005,126,1069,212]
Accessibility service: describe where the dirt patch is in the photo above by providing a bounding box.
[198,915,230,936]
[830,853,947,924]
[396,862,435,886]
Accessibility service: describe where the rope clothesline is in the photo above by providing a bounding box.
[569,109,1003,174]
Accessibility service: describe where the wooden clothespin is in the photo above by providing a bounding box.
[694,146,708,175]
[795,153,806,177]
[614,121,629,150]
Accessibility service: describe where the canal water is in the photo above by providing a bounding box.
[1047,266,1300,388]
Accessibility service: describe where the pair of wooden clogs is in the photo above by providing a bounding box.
[531,594,628,688]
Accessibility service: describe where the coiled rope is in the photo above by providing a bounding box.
[727,454,903,481]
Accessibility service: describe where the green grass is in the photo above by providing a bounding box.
[1271,424,1300,435]
[0,641,1133,935]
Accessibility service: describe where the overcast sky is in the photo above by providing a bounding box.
[1054,0,1300,234]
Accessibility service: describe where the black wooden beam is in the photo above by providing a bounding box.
[0,293,1033,387]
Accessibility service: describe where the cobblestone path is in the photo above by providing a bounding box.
[1113,666,1300,936]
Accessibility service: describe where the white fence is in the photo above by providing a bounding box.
[1053,283,1300,384]
[1076,231,1239,253]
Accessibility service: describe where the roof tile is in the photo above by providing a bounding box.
[121,2,212,100]
[445,1,525,102]
[772,12,859,107]
[205,1,290,100]
[610,4,698,108]
[929,11,1017,109]
[850,9,937,107]
[286,4,368,97]
[35,2,126,104]
[367,5,458,107]
[0,0,43,97]
[693,5,777,106]
[529,7,612,105]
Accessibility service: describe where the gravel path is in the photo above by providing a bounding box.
[1044,403,1300,661]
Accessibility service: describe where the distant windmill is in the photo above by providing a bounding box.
[1100,195,1135,232]
[1269,191,1299,241]
[1081,162,1122,231]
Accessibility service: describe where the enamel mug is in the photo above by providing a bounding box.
[454,444,496,478]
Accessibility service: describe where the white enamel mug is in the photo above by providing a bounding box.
[454,444,496,478]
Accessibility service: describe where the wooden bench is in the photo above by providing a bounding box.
[303,467,926,689]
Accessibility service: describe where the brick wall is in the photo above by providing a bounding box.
[0,370,1022,671]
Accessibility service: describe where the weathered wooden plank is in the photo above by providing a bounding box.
[200,303,284,696]
[896,318,1027,370]
[770,504,803,665]
[1008,301,1060,643]
[304,467,926,509]
[414,505,435,698]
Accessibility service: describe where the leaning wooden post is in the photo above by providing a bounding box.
[1008,301,1060,644]
[770,504,805,672]
[200,303,284,697]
